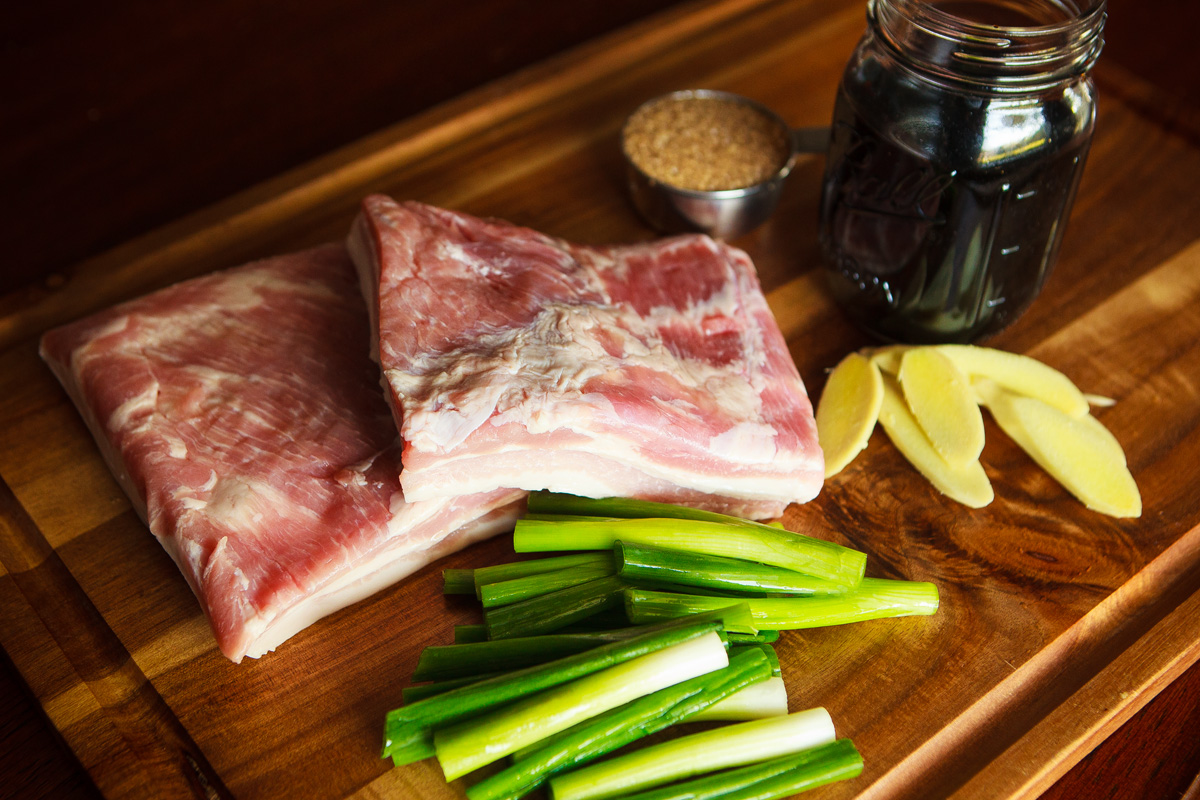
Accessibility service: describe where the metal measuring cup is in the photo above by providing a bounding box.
[620,89,829,239]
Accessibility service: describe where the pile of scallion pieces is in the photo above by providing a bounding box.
[382,492,939,800]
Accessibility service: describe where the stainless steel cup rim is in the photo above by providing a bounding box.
[619,90,830,237]
[619,89,798,199]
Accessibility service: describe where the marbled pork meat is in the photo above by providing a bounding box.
[348,197,823,519]
[40,244,524,662]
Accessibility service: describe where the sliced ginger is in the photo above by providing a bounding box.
[898,348,985,467]
[932,344,1089,418]
[974,378,1141,518]
[816,352,884,478]
[866,345,908,375]
[816,342,1137,517]
[878,377,994,509]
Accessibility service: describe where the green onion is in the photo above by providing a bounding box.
[615,739,864,800]
[468,649,773,800]
[522,513,619,522]
[454,624,488,643]
[507,647,769,765]
[383,616,724,762]
[622,582,766,599]
[548,707,837,800]
[688,676,788,721]
[728,643,780,677]
[413,627,703,682]
[387,732,439,766]
[514,518,865,589]
[526,492,772,527]
[726,630,779,644]
[552,604,754,636]
[484,575,627,640]
[481,563,616,608]
[434,631,729,780]
[616,541,847,596]
[402,674,496,703]
[554,609,637,632]
[473,553,614,596]
[625,578,939,629]
[443,569,477,595]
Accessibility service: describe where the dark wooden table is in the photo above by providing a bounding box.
[3,1,1199,797]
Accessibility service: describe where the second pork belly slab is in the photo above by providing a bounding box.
[349,196,823,519]
[40,244,524,663]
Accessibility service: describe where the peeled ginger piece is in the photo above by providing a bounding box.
[816,352,883,478]
[975,378,1141,518]
[898,348,985,467]
[878,377,993,508]
[933,345,1090,418]
[866,345,908,375]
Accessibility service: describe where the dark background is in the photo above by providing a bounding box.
[3,1,1199,798]
[2,0,1196,293]
[0,0,684,294]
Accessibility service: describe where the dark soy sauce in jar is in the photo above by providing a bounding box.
[819,0,1105,343]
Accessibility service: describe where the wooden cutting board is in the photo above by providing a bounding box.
[2,0,1199,798]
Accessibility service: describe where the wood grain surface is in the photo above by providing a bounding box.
[3,0,1200,798]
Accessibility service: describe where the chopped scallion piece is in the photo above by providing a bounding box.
[467,649,773,800]
[616,541,847,596]
[442,568,476,595]
[484,575,627,640]
[548,707,837,800]
[526,492,772,527]
[725,630,780,644]
[616,739,863,800]
[521,513,619,522]
[688,675,788,721]
[554,609,635,631]
[434,631,729,780]
[728,643,780,677]
[453,624,488,643]
[555,605,753,636]
[473,553,613,596]
[480,563,616,608]
[625,578,940,630]
[413,628,684,682]
[382,616,724,761]
[402,674,496,703]
[514,518,865,589]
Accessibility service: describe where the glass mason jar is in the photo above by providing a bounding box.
[818,0,1106,343]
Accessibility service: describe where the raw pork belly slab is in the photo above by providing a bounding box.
[40,244,523,662]
[349,196,823,519]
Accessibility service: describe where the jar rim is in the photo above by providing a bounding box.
[870,0,1106,91]
[891,0,1106,38]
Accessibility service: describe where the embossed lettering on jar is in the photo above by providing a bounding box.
[818,0,1106,343]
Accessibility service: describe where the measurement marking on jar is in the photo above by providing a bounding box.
[1001,245,1021,255]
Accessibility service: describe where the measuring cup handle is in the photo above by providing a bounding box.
[791,126,831,154]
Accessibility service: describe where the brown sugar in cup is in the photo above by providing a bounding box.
[620,90,798,239]
[623,93,792,192]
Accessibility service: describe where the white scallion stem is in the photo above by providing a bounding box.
[514,518,865,589]
[549,707,836,800]
[434,632,729,781]
[688,676,788,722]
